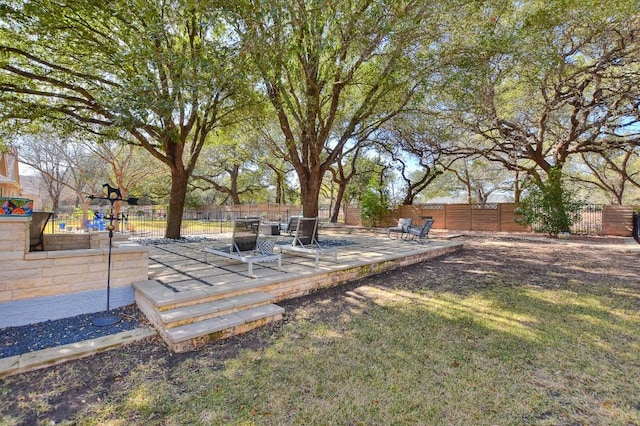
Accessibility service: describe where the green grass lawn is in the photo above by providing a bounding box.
[1,237,639,425]
[74,284,638,425]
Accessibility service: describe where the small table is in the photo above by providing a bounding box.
[259,223,281,236]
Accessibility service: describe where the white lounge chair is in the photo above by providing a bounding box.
[204,218,281,276]
[278,217,338,266]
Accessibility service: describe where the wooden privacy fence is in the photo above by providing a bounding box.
[374,204,529,233]
[602,205,636,237]
[344,204,638,237]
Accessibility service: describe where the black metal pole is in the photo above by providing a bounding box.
[89,186,138,326]
[106,225,113,312]
[93,207,121,326]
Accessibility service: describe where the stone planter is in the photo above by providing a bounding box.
[0,197,33,216]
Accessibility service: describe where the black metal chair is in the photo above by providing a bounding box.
[404,218,435,243]
[29,212,53,251]
[280,215,301,236]
[387,218,412,239]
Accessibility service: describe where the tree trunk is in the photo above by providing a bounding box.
[299,171,322,218]
[614,192,623,205]
[230,165,241,205]
[514,171,522,203]
[330,182,346,223]
[275,175,283,204]
[165,169,189,239]
[81,198,91,230]
[465,165,472,204]
[51,197,60,217]
[477,189,487,206]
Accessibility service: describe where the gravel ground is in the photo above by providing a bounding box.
[131,235,218,245]
[0,304,147,359]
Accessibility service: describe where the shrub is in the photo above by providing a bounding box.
[360,178,390,227]
[515,168,583,236]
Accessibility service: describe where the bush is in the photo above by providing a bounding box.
[360,179,390,227]
[515,168,583,236]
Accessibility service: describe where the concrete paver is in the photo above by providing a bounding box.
[0,328,156,378]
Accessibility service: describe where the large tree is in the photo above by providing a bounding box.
[449,3,638,178]
[229,0,442,218]
[447,157,517,205]
[192,131,265,205]
[0,1,245,238]
[83,139,163,223]
[18,132,112,224]
[328,147,386,222]
[572,147,640,204]
[374,113,457,205]
[16,134,76,213]
[435,1,640,216]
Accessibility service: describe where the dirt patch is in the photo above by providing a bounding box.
[1,235,638,425]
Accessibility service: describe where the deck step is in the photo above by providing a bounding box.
[133,279,268,311]
[134,240,463,353]
[165,304,285,353]
[134,280,285,353]
[159,291,273,328]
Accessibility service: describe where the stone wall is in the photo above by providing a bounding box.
[0,215,149,327]
[42,233,90,251]
[42,231,129,251]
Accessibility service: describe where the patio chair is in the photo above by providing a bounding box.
[387,217,412,239]
[204,218,281,276]
[280,215,301,236]
[29,212,53,251]
[403,218,434,243]
[278,217,338,266]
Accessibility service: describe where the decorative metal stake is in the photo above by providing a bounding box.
[88,184,138,327]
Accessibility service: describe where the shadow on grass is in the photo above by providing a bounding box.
[78,251,640,424]
[2,238,639,425]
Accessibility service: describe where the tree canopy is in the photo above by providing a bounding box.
[2,0,640,232]
[227,0,446,216]
[0,0,247,237]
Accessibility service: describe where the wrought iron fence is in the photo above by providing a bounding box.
[530,204,603,235]
[47,207,337,238]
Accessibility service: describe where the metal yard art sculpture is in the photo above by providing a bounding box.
[88,184,138,326]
